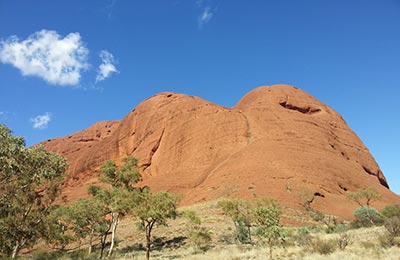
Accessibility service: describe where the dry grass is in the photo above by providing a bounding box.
[26,201,400,259]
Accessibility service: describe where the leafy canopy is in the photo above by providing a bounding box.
[0,124,68,258]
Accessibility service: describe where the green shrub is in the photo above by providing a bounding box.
[353,207,383,227]
[381,203,400,218]
[384,216,400,237]
[310,211,325,222]
[234,223,252,244]
[310,238,337,255]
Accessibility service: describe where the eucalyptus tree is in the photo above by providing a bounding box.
[132,190,180,260]
[0,124,68,258]
[89,156,141,258]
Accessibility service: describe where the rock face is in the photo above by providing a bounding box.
[43,84,398,219]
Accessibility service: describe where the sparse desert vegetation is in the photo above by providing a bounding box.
[2,125,400,260]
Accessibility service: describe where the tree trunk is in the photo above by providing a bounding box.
[88,229,94,255]
[108,213,119,257]
[145,221,154,260]
[268,238,273,260]
[11,242,19,259]
[247,225,252,244]
[100,225,110,260]
[146,229,151,260]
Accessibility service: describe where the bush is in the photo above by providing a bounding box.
[189,228,212,251]
[337,233,352,250]
[293,227,312,247]
[353,207,383,227]
[310,211,325,222]
[378,233,400,248]
[234,223,251,244]
[310,238,337,255]
[381,203,400,218]
[384,216,400,237]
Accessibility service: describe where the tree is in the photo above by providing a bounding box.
[0,124,68,258]
[218,199,253,244]
[132,190,180,260]
[43,205,75,251]
[347,188,382,227]
[89,156,141,258]
[253,201,285,260]
[69,198,110,255]
[346,188,382,208]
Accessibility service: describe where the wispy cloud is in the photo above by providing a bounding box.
[198,6,213,29]
[96,50,118,82]
[0,30,89,86]
[31,112,51,129]
[105,0,118,19]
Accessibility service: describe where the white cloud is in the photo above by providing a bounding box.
[198,7,213,28]
[31,113,51,129]
[0,30,89,86]
[96,50,118,82]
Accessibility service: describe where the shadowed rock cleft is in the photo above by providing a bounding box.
[279,101,321,114]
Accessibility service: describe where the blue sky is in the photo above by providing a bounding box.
[0,0,399,194]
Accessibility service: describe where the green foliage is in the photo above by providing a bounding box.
[384,216,400,237]
[218,199,253,244]
[353,207,383,227]
[0,124,67,258]
[182,210,201,226]
[252,201,285,260]
[182,210,211,251]
[292,227,312,247]
[233,223,251,244]
[99,156,141,190]
[381,203,400,219]
[90,156,142,258]
[43,206,75,250]
[346,188,382,208]
[132,190,181,260]
[310,210,325,222]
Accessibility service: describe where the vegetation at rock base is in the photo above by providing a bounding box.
[2,124,400,260]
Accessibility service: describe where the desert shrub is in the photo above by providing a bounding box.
[32,249,97,260]
[381,203,400,219]
[310,210,325,222]
[378,233,400,248]
[32,251,65,260]
[234,223,252,244]
[352,207,383,227]
[384,216,400,237]
[337,233,352,250]
[189,228,212,251]
[310,238,337,255]
[293,227,312,247]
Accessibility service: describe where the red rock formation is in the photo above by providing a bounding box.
[42,84,398,219]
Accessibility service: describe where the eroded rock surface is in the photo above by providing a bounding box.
[42,84,398,219]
